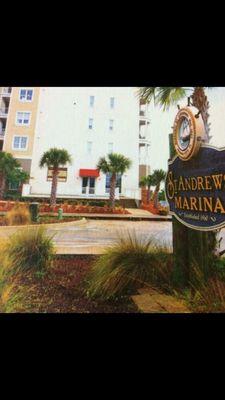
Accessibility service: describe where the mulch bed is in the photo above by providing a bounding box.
[0,201,130,215]
[11,256,138,313]
[40,204,130,214]
[141,201,169,216]
[141,202,159,215]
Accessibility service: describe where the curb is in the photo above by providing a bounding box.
[0,217,88,231]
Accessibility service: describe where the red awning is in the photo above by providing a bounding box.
[79,169,100,177]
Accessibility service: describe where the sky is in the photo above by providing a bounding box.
[148,87,225,172]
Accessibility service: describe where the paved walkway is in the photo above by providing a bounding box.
[0,219,173,254]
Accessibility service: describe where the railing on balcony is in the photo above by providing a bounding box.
[0,128,5,137]
[139,136,150,144]
[0,108,9,117]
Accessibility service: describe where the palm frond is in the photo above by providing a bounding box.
[152,169,166,184]
[139,175,154,187]
[96,157,110,174]
[155,87,187,110]
[138,87,157,104]
[139,87,190,110]
[39,148,72,168]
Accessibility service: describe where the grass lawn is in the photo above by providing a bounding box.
[0,255,138,313]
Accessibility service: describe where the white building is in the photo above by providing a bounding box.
[2,87,151,200]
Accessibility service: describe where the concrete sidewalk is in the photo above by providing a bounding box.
[38,208,171,221]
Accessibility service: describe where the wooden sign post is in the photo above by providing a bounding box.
[167,106,221,287]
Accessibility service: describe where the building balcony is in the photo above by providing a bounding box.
[0,108,9,118]
[139,137,150,146]
[139,114,150,123]
[1,87,12,97]
[139,157,151,165]
[0,128,5,138]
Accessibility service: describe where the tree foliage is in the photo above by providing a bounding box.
[39,148,72,206]
[39,148,72,169]
[97,153,131,208]
[97,153,131,175]
[0,152,29,196]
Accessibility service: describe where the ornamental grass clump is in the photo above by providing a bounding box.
[6,203,31,226]
[86,231,172,301]
[187,259,225,312]
[6,226,55,275]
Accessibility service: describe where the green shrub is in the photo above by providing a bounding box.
[0,283,27,313]
[183,256,225,312]
[0,240,10,286]
[6,203,31,226]
[186,261,225,312]
[88,201,106,207]
[4,192,22,201]
[85,232,172,301]
[6,226,55,275]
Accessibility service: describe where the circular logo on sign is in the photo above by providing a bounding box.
[173,106,205,161]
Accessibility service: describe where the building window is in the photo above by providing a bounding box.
[12,136,28,150]
[16,112,31,126]
[88,118,93,129]
[47,168,67,182]
[108,143,113,153]
[110,97,115,109]
[109,119,114,131]
[19,89,33,102]
[105,173,122,194]
[87,141,92,154]
[90,96,95,107]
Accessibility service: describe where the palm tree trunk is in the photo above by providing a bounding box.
[0,174,6,200]
[109,173,116,208]
[147,185,151,204]
[50,169,58,206]
[153,184,160,208]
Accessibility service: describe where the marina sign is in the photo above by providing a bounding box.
[165,145,225,231]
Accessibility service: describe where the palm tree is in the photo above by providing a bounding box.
[139,87,212,142]
[151,169,166,208]
[97,153,132,208]
[139,174,154,204]
[0,152,28,199]
[39,148,72,206]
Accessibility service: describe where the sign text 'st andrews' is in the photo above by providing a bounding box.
[165,145,225,231]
